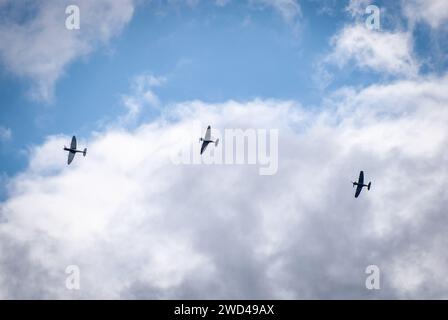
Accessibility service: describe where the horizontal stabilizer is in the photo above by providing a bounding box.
[83,148,87,157]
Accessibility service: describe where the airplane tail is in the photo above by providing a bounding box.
[367,182,371,191]
[83,148,87,157]
[351,181,355,188]
[215,138,219,147]
[199,137,203,142]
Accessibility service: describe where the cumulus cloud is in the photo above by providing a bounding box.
[121,73,167,124]
[1,74,448,298]
[321,24,419,79]
[402,0,448,29]
[0,0,135,102]
[345,0,373,18]
[315,0,448,88]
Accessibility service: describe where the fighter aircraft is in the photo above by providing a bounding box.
[199,125,219,155]
[63,136,87,165]
[352,170,371,198]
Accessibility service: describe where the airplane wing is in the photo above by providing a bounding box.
[358,171,364,185]
[200,141,210,155]
[70,136,77,150]
[204,126,211,141]
[67,151,75,165]
[354,184,363,198]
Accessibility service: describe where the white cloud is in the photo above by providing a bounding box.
[1,75,448,298]
[345,0,373,18]
[0,0,135,102]
[323,24,419,78]
[250,0,302,25]
[121,73,167,123]
[402,0,448,29]
[0,126,11,142]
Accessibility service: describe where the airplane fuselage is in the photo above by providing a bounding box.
[64,147,84,153]
[353,182,369,187]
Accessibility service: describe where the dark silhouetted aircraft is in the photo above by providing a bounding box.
[352,170,371,198]
[199,125,219,155]
[64,136,87,165]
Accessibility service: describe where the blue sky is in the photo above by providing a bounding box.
[0,0,419,177]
